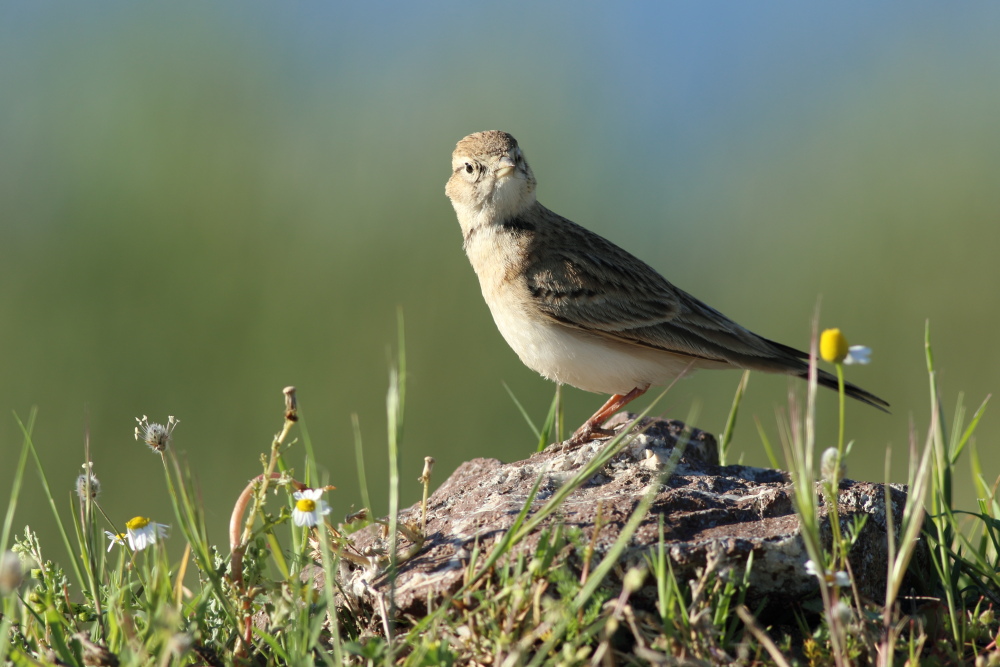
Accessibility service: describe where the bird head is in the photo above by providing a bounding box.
[446,130,537,228]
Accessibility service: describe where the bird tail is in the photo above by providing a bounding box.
[760,337,890,413]
[801,367,890,413]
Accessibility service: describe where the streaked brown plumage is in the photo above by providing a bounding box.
[446,130,888,446]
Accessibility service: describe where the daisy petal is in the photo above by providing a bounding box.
[844,345,871,365]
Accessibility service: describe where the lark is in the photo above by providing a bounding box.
[446,130,887,447]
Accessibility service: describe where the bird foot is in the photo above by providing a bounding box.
[558,423,617,451]
[552,386,650,450]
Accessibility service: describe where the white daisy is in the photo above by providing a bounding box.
[105,531,128,552]
[805,559,850,588]
[125,516,169,551]
[820,329,872,366]
[292,488,331,527]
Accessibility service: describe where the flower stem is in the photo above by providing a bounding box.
[836,362,846,458]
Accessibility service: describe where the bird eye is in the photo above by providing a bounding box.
[464,162,474,174]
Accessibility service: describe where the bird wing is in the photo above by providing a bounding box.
[519,206,890,412]
[523,208,804,369]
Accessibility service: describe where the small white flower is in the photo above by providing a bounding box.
[105,531,128,552]
[292,488,331,527]
[125,517,169,551]
[805,559,850,588]
[135,415,180,453]
[844,345,871,365]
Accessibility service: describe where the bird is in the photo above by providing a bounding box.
[445,130,888,447]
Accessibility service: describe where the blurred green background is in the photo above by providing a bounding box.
[2,4,999,560]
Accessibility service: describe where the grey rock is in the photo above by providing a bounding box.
[339,414,925,618]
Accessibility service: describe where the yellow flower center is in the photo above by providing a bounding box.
[126,516,151,530]
[296,499,316,512]
[820,328,849,363]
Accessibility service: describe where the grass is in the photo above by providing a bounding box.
[1,318,998,666]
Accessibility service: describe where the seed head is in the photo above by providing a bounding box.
[135,415,179,453]
[283,386,298,422]
[75,462,101,501]
[820,447,846,483]
[0,551,23,594]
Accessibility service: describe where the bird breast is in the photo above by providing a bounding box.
[464,225,700,395]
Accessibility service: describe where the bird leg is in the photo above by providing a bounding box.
[565,385,649,448]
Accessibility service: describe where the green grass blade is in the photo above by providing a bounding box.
[953,394,990,464]
[719,370,750,466]
[463,471,545,590]
[351,413,372,519]
[15,410,86,590]
[535,385,562,452]
[571,406,698,613]
[384,309,406,657]
[502,381,540,441]
[1,408,34,553]
[252,626,292,663]
[754,415,780,470]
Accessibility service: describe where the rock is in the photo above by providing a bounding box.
[339,414,925,618]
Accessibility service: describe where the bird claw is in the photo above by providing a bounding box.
[557,424,617,451]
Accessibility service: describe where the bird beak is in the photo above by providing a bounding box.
[495,156,516,179]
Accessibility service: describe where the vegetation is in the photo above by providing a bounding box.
[1,320,996,666]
